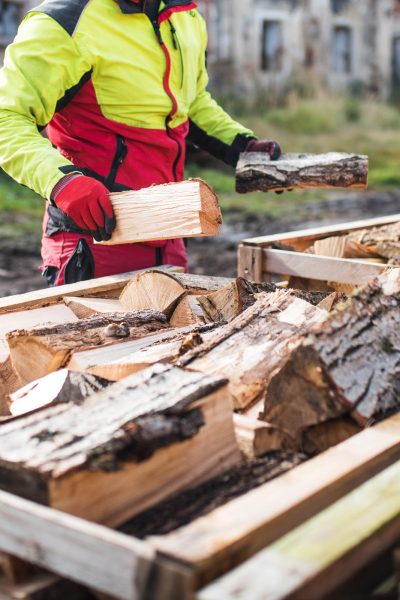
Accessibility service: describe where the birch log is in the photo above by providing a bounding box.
[99,179,222,245]
[0,364,240,526]
[236,152,368,193]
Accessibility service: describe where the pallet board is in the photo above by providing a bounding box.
[238,215,400,285]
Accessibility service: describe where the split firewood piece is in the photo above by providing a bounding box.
[302,417,362,455]
[98,179,222,245]
[8,369,112,417]
[6,311,169,385]
[178,291,327,411]
[86,324,217,381]
[198,278,331,324]
[317,292,345,312]
[0,364,240,526]
[264,280,400,444]
[312,236,381,260]
[233,414,295,459]
[0,357,21,415]
[235,152,368,193]
[119,270,231,317]
[169,295,205,327]
[63,296,124,318]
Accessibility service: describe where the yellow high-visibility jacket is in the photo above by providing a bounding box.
[0,0,254,216]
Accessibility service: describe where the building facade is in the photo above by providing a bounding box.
[198,0,400,99]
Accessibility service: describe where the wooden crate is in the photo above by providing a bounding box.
[0,272,399,600]
[237,213,400,286]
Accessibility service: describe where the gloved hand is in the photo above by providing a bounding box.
[245,138,282,161]
[52,175,116,242]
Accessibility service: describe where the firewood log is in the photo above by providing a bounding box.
[0,364,240,526]
[8,369,112,417]
[119,270,231,316]
[233,414,296,459]
[178,291,327,410]
[169,295,205,327]
[98,179,222,245]
[63,296,124,318]
[236,152,368,193]
[6,311,169,385]
[264,280,400,443]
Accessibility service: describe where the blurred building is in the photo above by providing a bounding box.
[199,0,400,99]
[2,0,400,99]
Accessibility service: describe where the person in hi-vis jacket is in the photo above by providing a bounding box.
[0,0,281,286]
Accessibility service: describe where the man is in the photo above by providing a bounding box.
[0,0,281,285]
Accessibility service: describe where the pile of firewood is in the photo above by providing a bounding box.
[0,267,399,528]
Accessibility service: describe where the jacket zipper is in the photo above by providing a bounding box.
[152,20,182,181]
[105,134,128,189]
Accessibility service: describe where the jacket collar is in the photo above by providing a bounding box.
[114,0,144,14]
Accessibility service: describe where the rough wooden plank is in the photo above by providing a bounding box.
[0,489,156,600]
[237,245,264,281]
[178,291,327,410]
[0,364,240,526]
[198,460,400,600]
[0,572,91,600]
[240,214,400,249]
[263,249,388,284]
[0,266,183,315]
[7,311,169,385]
[99,179,222,245]
[265,280,400,442]
[236,152,368,193]
[152,414,400,588]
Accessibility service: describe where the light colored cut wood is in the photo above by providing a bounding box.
[7,311,168,385]
[8,369,111,417]
[170,295,205,327]
[236,152,368,193]
[99,179,222,245]
[0,364,240,527]
[198,460,400,600]
[63,296,124,318]
[152,413,400,588]
[233,414,295,459]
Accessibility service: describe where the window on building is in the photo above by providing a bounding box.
[332,25,352,74]
[261,20,283,72]
[331,0,351,14]
[0,1,22,45]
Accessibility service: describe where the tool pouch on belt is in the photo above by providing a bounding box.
[64,238,95,284]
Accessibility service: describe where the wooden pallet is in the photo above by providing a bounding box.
[237,213,400,284]
[0,271,400,599]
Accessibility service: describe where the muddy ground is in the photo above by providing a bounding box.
[0,189,399,298]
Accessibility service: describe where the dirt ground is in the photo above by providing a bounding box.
[1,189,400,298]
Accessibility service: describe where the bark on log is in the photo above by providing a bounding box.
[178,291,327,410]
[6,311,169,385]
[119,270,231,316]
[0,364,240,526]
[8,369,112,417]
[264,281,400,443]
[98,179,222,245]
[236,152,368,193]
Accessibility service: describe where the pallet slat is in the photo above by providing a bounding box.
[198,460,400,600]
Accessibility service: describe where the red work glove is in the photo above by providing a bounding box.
[52,175,116,242]
[245,138,282,161]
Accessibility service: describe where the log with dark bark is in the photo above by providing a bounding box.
[236,152,368,193]
[178,290,327,410]
[119,270,231,317]
[8,369,112,417]
[0,364,240,526]
[6,311,169,385]
[264,280,400,444]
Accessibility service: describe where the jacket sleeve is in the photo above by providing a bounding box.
[187,14,254,167]
[0,12,92,200]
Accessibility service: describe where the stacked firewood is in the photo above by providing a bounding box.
[0,267,399,528]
